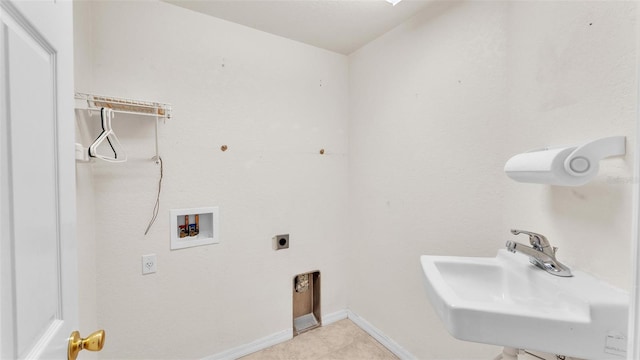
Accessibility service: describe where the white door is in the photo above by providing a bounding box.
[1,0,79,359]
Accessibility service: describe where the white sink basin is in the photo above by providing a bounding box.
[420,250,628,359]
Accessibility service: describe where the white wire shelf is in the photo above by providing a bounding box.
[75,92,172,119]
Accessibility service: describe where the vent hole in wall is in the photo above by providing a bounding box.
[293,271,321,336]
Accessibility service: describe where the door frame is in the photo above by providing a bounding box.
[629,4,640,359]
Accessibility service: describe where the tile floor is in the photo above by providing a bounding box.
[240,319,399,360]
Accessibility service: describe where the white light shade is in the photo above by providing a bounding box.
[385,0,403,6]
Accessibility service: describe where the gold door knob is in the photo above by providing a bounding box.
[68,330,105,360]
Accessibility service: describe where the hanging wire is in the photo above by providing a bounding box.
[144,156,163,235]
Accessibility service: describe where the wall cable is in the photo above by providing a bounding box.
[144,156,163,235]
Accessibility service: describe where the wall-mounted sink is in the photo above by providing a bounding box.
[420,250,628,359]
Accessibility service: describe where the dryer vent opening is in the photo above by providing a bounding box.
[293,271,320,335]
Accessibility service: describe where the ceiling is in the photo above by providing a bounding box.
[163,0,433,55]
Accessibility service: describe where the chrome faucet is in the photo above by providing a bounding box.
[505,229,572,277]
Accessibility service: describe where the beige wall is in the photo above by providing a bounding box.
[348,1,636,359]
[73,2,98,358]
[75,1,637,359]
[502,1,636,291]
[75,1,349,358]
[348,2,508,358]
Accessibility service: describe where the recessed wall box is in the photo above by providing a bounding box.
[504,136,625,186]
[170,207,219,250]
[293,271,321,335]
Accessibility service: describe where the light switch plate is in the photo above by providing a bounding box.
[142,254,157,275]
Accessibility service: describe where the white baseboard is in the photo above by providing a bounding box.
[201,309,415,360]
[346,310,416,360]
[201,328,292,360]
[322,309,349,325]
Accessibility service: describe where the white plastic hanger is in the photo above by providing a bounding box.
[88,108,127,163]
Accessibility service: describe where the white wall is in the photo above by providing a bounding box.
[502,0,637,291]
[76,1,349,358]
[73,1,98,353]
[75,1,637,359]
[349,2,508,358]
[348,1,636,359]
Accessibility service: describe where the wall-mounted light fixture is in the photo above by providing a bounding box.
[386,0,403,6]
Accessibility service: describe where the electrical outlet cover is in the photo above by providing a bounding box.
[142,254,157,275]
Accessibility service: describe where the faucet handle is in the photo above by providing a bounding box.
[510,229,551,250]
